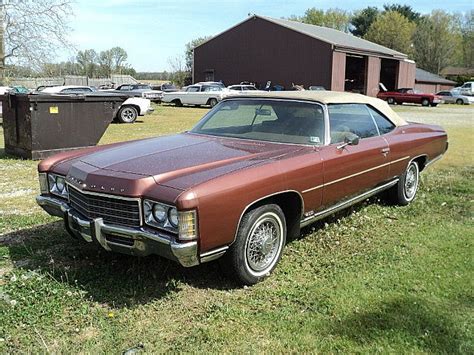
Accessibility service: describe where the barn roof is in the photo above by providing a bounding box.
[259,16,407,58]
[195,15,408,59]
[415,68,456,85]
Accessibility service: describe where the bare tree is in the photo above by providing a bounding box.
[0,0,73,82]
[167,55,187,86]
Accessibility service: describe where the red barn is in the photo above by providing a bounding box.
[194,15,416,97]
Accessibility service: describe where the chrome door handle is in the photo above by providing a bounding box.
[381,148,390,156]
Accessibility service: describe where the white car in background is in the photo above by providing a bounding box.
[39,85,153,123]
[453,81,474,96]
[436,90,474,105]
[227,84,262,92]
[162,83,228,107]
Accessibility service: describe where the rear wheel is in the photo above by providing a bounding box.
[208,98,218,107]
[387,97,395,105]
[117,106,138,123]
[456,98,464,105]
[388,161,420,206]
[225,204,286,285]
[421,98,430,107]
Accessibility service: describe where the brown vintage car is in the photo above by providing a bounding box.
[36,91,448,285]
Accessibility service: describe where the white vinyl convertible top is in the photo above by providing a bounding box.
[224,91,408,126]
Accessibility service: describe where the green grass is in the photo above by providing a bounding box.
[0,104,473,353]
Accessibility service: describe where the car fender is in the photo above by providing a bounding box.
[122,97,151,115]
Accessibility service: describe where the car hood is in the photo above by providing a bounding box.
[74,133,301,191]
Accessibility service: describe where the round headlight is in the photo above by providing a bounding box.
[56,177,65,192]
[168,207,179,227]
[152,204,167,223]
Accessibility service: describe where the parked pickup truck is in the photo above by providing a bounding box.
[162,83,227,107]
[377,88,442,107]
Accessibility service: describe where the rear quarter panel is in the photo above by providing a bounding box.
[385,123,448,178]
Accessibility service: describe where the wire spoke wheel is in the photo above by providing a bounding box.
[404,163,419,200]
[245,214,282,273]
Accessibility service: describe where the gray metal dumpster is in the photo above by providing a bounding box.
[2,93,125,159]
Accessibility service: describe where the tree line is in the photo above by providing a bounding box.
[7,47,137,78]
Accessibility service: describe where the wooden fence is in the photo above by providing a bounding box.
[9,75,138,89]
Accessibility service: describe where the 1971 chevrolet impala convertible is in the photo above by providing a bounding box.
[36,91,448,285]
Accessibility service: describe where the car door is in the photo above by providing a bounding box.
[319,104,390,209]
[442,92,454,103]
[184,86,200,104]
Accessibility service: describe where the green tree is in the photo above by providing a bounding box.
[98,50,114,77]
[294,8,352,32]
[76,49,98,77]
[413,11,461,74]
[457,10,474,68]
[351,7,379,37]
[365,11,416,55]
[185,36,212,72]
[109,47,128,73]
[383,4,421,23]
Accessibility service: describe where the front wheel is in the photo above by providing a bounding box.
[117,106,138,123]
[388,161,420,206]
[387,97,395,105]
[421,98,430,107]
[225,204,286,285]
[456,99,464,105]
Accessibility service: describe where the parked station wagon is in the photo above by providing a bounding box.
[36,91,448,285]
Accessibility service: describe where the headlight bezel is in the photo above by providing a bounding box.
[143,199,178,233]
[47,173,69,199]
[143,199,198,241]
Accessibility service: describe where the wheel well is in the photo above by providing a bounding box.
[172,99,181,104]
[206,97,217,105]
[412,155,428,172]
[241,192,303,240]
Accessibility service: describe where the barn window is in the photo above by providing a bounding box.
[204,69,215,82]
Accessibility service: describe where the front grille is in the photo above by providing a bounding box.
[68,186,141,227]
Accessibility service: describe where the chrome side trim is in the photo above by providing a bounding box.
[302,156,409,194]
[302,183,324,194]
[200,246,229,263]
[300,179,399,227]
[232,190,305,245]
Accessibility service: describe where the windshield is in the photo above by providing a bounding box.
[191,99,325,145]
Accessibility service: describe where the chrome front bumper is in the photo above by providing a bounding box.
[36,195,199,267]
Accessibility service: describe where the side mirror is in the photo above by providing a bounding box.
[344,133,359,146]
[337,133,360,150]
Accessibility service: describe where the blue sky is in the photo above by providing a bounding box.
[65,0,473,72]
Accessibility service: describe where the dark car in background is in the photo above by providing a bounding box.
[151,83,179,93]
[112,84,163,102]
[377,88,442,107]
